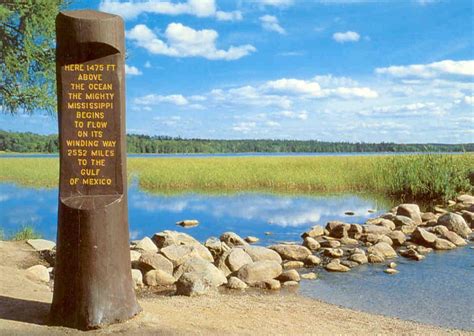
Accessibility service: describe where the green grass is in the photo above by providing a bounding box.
[8,226,42,241]
[0,154,472,202]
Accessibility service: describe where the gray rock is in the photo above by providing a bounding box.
[320,239,341,248]
[226,248,253,272]
[325,259,350,272]
[421,212,437,222]
[26,239,55,252]
[136,251,174,274]
[393,215,415,228]
[277,269,301,282]
[439,230,467,246]
[400,248,425,261]
[243,245,282,263]
[26,265,50,283]
[438,213,472,238]
[341,260,359,268]
[400,224,417,234]
[366,218,396,231]
[384,268,399,275]
[461,211,474,228]
[220,232,248,248]
[237,261,282,285]
[339,237,359,245]
[176,272,219,296]
[368,253,385,263]
[144,269,175,286]
[326,221,351,238]
[205,237,230,259]
[269,244,311,261]
[348,224,363,239]
[397,204,422,224]
[226,276,248,290]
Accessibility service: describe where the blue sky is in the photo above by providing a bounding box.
[1,0,473,143]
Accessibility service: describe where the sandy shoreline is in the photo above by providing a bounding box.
[0,241,472,336]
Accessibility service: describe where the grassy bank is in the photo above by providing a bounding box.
[0,154,472,201]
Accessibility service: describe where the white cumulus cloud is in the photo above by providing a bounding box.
[375,60,474,78]
[125,64,142,76]
[99,0,242,21]
[332,31,360,43]
[259,15,286,34]
[127,23,256,61]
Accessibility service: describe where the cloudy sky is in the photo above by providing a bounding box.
[1,0,473,143]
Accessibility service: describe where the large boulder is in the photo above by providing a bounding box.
[366,218,396,231]
[368,242,397,259]
[220,232,248,248]
[136,251,174,274]
[393,215,415,227]
[144,269,176,286]
[440,230,467,246]
[237,261,282,285]
[174,258,227,296]
[134,237,158,252]
[411,228,437,246]
[303,237,320,251]
[27,239,55,252]
[243,245,282,263]
[226,248,253,272]
[160,244,206,268]
[438,213,472,238]
[397,204,422,225]
[152,230,213,262]
[268,244,311,261]
[326,221,350,238]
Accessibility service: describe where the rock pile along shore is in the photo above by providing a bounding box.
[25,194,474,296]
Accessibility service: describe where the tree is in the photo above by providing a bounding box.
[0,1,66,114]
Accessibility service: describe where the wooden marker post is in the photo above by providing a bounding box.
[50,10,141,330]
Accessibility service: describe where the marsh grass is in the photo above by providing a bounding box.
[0,154,472,202]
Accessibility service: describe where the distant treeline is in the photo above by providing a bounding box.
[1,130,473,154]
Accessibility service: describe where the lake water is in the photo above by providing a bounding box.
[0,182,472,330]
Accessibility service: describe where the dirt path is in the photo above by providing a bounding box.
[0,241,471,336]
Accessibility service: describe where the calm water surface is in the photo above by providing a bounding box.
[0,182,472,330]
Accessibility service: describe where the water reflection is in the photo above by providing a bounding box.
[0,182,387,243]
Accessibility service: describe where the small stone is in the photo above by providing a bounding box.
[269,244,311,261]
[277,269,301,282]
[282,281,299,287]
[388,262,397,268]
[27,239,55,252]
[411,228,437,246]
[384,268,399,275]
[323,248,344,258]
[301,226,324,238]
[26,265,50,283]
[131,269,143,288]
[368,209,376,213]
[320,240,341,248]
[368,242,397,259]
[339,237,359,245]
[349,253,368,265]
[325,259,350,272]
[283,261,305,269]
[303,237,320,251]
[226,248,253,272]
[244,236,259,244]
[226,276,248,290]
[387,231,406,246]
[130,250,141,263]
[341,260,359,268]
[263,279,281,290]
[433,238,456,250]
[344,211,355,216]
[437,213,471,238]
[304,255,321,266]
[301,272,318,280]
[176,219,199,228]
[368,254,385,263]
[400,249,425,261]
[220,232,248,248]
[264,232,272,235]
